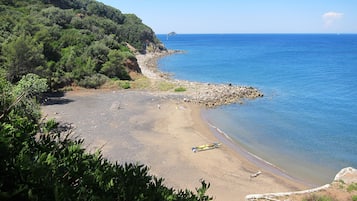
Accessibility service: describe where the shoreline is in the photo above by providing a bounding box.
[136,50,264,108]
[136,50,314,185]
[42,51,309,200]
[136,51,311,190]
[205,119,312,187]
[133,50,357,201]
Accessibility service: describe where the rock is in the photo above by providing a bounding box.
[245,167,357,201]
[135,50,264,108]
[334,167,357,184]
[124,57,141,73]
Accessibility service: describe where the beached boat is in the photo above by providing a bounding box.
[192,142,221,153]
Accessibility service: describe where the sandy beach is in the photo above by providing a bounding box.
[42,53,306,201]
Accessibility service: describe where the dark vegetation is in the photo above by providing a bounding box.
[0,0,212,200]
[0,0,165,90]
[0,75,212,201]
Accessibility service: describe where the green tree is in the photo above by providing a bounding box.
[0,73,47,121]
[2,34,45,82]
[0,0,165,89]
[40,6,74,27]
[86,1,125,24]
[85,41,110,72]
[100,50,130,79]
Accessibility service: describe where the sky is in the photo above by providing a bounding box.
[99,0,357,34]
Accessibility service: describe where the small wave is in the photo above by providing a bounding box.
[206,121,309,185]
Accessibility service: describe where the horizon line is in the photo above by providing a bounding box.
[156,32,357,35]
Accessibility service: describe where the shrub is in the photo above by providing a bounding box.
[118,80,130,89]
[0,76,213,201]
[174,86,186,92]
[77,73,108,88]
[347,183,357,192]
[303,194,336,201]
[352,195,357,201]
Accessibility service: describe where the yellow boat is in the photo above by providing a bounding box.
[192,142,221,153]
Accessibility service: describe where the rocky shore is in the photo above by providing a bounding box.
[245,167,357,201]
[136,50,264,108]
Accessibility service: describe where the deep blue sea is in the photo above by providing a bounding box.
[156,34,357,185]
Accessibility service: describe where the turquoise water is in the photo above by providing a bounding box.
[157,34,357,185]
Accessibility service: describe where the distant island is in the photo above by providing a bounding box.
[167,31,177,39]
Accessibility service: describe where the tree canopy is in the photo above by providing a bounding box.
[0,0,165,90]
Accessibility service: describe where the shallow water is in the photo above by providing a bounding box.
[157,34,357,185]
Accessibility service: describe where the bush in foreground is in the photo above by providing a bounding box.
[0,75,212,201]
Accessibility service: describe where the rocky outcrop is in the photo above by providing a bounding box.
[124,57,141,74]
[334,167,357,184]
[245,167,357,201]
[136,51,264,108]
[175,81,263,108]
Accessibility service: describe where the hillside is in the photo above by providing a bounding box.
[0,0,165,89]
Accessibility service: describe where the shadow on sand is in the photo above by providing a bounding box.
[41,92,74,106]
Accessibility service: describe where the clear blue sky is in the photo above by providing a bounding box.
[99,0,357,34]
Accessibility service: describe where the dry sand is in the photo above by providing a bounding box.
[41,53,307,201]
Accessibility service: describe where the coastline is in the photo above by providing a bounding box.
[136,50,311,186]
[136,50,312,185]
[42,51,307,201]
[132,50,357,201]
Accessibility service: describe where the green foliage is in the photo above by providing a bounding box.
[40,6,74,27]
[77,73,108,89]
[352,195,357,201]
[174,87,187,92]
[303,194,336,201]
[86,1,124,24]
[0,0,164,90]
[0,74,47,121]
[0,73,213,201]
[347,183,357,192]
[84,41,110,71]
[2,34,45,82]
[101,50,131,79]
[118,80,131,89]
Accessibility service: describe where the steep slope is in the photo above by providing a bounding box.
[0,0,165,89]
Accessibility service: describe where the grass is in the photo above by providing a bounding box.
[129,77,151,89]
[352,195,357,201]
[303,194,336,201]
[174,87,186,92]
[347,183,357,192]
[158,81,175,91]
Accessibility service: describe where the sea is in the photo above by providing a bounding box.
[156,34,357,186]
